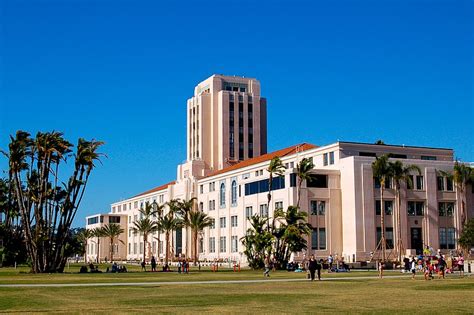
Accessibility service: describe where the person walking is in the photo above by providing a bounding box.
[263,256,271,277]
[308,255,317,281]
[177,260,182,274]
[410,257,417,280]
[151,256,157,272]
[141,260,146,272]
[316,259,323,280]
[438,255,446,279]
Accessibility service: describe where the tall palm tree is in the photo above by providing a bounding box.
[372,154,391,263]
[389,160,421,263]
[158,215,183,266]
[179,197,196,259]
[295,157,314,208]
[166,199,182,260]
[77,229,94,263]
[151,201,165,259]
[266,157,286,231]
[133,216,159,265]
[91,227,105,263]
[188,211,213,264]
[101,224,124,262]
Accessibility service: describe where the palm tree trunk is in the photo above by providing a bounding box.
[397,188,402,263]
[110,237,114,262]
[380,185,386,262]
[296,178,302,208]
[143,234,147,265]
[96,237,100,263]
[165,232,170,265]
[193,229,198,265]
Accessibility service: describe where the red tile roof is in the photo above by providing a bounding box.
[131,181,175,198]
[206,143,317,178]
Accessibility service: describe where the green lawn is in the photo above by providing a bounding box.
[0,265,472,313]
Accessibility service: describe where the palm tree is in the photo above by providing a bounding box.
[151,201,165,259]
[372,154,391,263]
[91,227,105,263]
[188,211,213,264]
[158,215,183,265]
[266,157,286,231]
[101,224,124,262]
[389,160,421,263]
[440,162,474,243]
[77,229,94,263]
[166,199,182,260]
[295,157,314,208]
[179,197,196,259]
[133,214,159,265]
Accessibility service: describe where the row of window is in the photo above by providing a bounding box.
[208,215,239,229]
[112,195,165,214]
[208,236,239,253]
[374,201,455,217]
[374,176,455,192]
[128,241,164,255]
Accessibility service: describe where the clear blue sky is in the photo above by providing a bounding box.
[1,0,472,227]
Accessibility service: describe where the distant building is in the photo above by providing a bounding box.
[85,75,473,264]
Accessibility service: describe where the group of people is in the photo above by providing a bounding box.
[404,252,465,280]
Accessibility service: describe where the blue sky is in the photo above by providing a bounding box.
[1,0,472,227]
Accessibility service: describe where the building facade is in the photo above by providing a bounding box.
[85,75,473,264]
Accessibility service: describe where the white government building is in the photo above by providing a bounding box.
[85,74,473,264]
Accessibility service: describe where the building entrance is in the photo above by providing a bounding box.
[410,228,423,255]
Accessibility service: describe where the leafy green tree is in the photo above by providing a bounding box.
[76,228,94,263]
[295,157,314,208]
[2,131,104,272]
[241,215,273,269]
[458,218,474,251]
[389,160,420,262]
[273,206,312,268]
[372,154,391,262]
[188,211,213,264]
[101,224,124,262]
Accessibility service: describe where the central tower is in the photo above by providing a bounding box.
[186,75,267,172]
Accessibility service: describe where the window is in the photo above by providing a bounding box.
[307,174,328,188]
[231,236,238,252]
[310,200,325,215]
[112,206,116,213]
[128,229,132,237]
[245,206,253,219]
[209,237,216,253]
[220,183,226,207]
[200,185,204,194]
[134,201,138,209]
[87,216,99,225]
[109,216,120,224]
[209,182,215,192]
[260,204,268,217]
[375,200,393,215]
[439,202,454,217]
[275,201,283,210]
[128,243,131,254]
[199,238,204,253]
[152,241,156,254]
[437,176,444,191]
[359,152,377,157]
[231,180,237,205]
[290,173,297,187]
[374,178,392,189]
[329,151,335,165]
[209,200,215,211]
[133,243,137,254]
[231,215,238,227]
[416,176,424,190]
[376,227,394,249]
[311,228,326,250]
[407,176,414,189]
[242,173,250,180]
[446,178,453,191]
[199,202,204,212]
[129,216,131,223]
[323,153,328,166]
[209,219,215,229]
[220,237,226,253]
[244,176,285,196]
[220,217,226,228]
[407,201,424,216]
[421,156,437,161]
[439,228,455,249]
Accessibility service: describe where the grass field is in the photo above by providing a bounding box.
[0,264,472,313]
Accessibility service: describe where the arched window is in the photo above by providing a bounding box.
[220,183,226,207]
[231,180,237,205]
